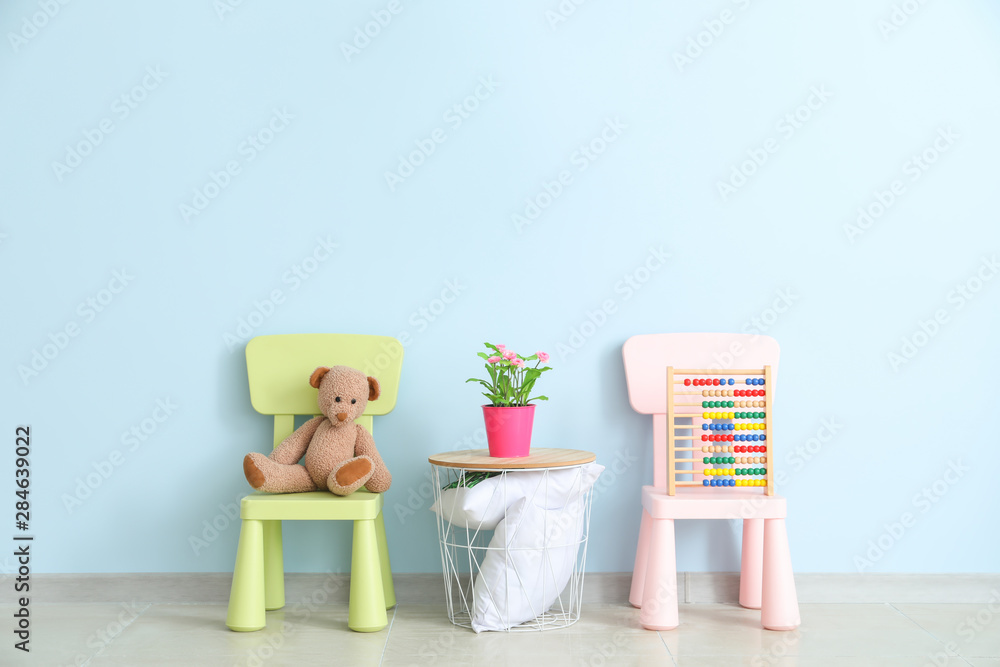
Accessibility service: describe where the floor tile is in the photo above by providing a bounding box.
[381,603,672,667]
[5,600,991,666]
[0,602,151,667]
[895,603,1000,659]
[658,603,945,658]
[672,658,971,667]
[794,574,1000,604]
[95,603,391,665]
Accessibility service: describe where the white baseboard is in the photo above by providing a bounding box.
[25,572,1000,605]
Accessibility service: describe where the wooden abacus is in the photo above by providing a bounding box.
[666,366,773,496]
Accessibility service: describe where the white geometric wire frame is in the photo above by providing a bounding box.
[431,464,594,632]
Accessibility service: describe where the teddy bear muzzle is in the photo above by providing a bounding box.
[336,412,349,422]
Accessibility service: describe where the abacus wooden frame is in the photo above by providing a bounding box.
[665,366,773,497]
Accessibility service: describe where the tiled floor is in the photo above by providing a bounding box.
[5,600,998,666]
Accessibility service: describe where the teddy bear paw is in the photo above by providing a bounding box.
[244,453,268,490]
[328,456,373,496]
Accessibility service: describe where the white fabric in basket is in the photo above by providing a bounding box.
[470,463,603,632]
[431,465,601,531]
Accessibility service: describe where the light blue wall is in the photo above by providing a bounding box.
[2,0,999,576]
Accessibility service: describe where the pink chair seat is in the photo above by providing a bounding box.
[642,485,787,520]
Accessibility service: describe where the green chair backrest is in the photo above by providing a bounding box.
[246,334,404,447]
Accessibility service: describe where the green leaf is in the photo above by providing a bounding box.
[528,395,549,402]
[467,379,494,391]
[477,352,490,360]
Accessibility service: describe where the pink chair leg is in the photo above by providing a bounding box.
[761,518,800,631]
[629,509,653,608]
[740,518,763,609]
[640,518,678,630]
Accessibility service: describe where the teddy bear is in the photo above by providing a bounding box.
[243,365,391,496]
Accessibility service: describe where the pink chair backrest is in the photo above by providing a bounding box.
[622,333,780,489]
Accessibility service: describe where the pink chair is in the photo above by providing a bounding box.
[622,333,800,631]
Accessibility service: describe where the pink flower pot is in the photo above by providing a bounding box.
[482,405,535,457]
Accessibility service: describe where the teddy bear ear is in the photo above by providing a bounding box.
[367,376,381,401]
[309,367,331,388]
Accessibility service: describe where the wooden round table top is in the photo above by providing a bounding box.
[427,447,596,470]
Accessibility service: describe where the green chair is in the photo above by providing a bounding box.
[226,334,402,633]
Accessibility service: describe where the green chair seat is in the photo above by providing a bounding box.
[226,334,403,634]
[241,490,384,521]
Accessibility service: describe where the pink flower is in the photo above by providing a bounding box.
[502,350,517,361]
[496,344,506,352]
[487,356,502,364]
[536,351,550,363]
[511,358,525,368]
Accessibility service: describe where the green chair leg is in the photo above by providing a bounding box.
[348,518,388,632]
[227,519,266,632]
[263,520,285,611]
[374,510,395,609]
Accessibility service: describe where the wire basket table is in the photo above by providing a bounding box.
[428,448,597,632]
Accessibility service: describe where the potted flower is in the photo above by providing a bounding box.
[466,343,552,457]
